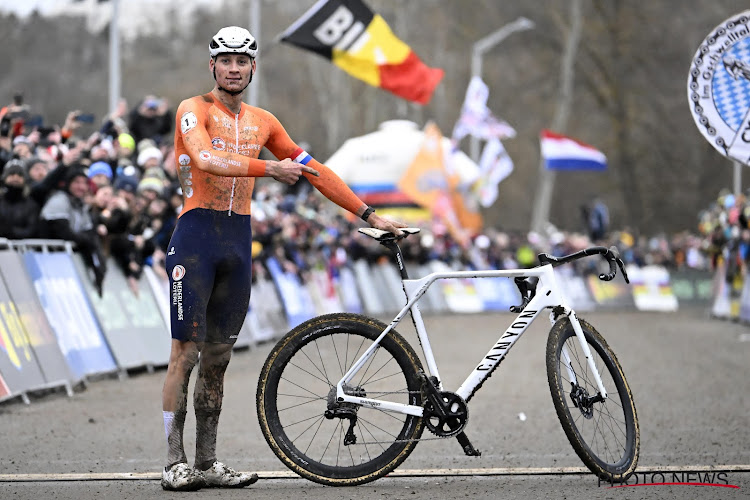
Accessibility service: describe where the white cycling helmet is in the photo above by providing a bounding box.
[209,26,258,59]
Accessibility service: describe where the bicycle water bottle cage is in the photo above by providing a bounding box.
[510,276,538,313]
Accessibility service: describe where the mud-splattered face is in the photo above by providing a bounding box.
[210,54,254,93]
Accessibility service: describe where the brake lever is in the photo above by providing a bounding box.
[616,256,630,284]
[597,246,629,284]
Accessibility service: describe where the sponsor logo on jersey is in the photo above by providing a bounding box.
[243,125,259,132]
[199,150,211,161]
[172,264,186,281]
[180,111,198,134]
[171,264,186,321]
[178,154,191,166]
[211,137,226,151]
[168,247,175,256]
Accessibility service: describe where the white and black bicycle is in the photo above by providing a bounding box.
[257,228,639,486]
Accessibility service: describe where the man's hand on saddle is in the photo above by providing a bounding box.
[267,158,319,185]
[367,212,407,237]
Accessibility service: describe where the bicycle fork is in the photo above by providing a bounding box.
[560,311,608,400]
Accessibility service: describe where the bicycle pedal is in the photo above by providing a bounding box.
[456,432,481,457]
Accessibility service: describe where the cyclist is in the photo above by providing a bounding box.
[160,25,406,491]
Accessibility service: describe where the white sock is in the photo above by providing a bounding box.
[163,411,175,440]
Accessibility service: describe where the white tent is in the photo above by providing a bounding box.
[324,120,481,194]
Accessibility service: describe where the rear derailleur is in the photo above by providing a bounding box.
[325,384,365,445]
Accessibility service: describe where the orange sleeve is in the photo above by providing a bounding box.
[176,99,267,177]
[262,111,366,216]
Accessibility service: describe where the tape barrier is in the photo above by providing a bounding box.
[0,249,74,387]
[22,250,117,380]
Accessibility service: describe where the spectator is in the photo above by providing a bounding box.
[128,95,172,145]
[0,159,40,239]
[29,142,84,206]
[39,169,106,296]
[87,161,113,191]
[12,136,35,160]
[584,195,610,243]
[137,145,164,174]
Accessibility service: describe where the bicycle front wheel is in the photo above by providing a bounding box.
[546,316,639,482]
[257,313,425,486]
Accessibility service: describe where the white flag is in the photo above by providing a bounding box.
[452,76,516,142]
[476,138,514,207]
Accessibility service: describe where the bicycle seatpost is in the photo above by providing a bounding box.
[381,240,410,280]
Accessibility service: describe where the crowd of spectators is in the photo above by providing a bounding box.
[0,92,733,300]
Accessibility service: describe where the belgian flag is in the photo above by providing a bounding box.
[280,0,444,104]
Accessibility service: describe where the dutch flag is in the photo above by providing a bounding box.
[291,147,313,165]
[540,129,607,171]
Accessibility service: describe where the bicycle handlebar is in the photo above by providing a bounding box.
[538,246,630,284]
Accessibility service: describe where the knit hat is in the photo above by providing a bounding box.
[2,159,27,181]
[117,133,136,152]
[113,175,139,194]
[88,161,113,179]
[137,147,163,167]
[137,177,164,196]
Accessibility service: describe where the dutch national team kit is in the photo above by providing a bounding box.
[167,93,361,343]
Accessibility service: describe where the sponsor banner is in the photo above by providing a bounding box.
[471,275,519,312]
[687,10,750,164]
[74,256,170,369]
[23,251,117,379]
[557,267,596,311]
[233,313,254,349]
[337,266,363,314]
[371,262,405,313]
[415,264,442,313]
[585,273,636,309]
[739,273,750,323]
[308,269,344,314]
[0,372,11,401]
[248,276,287,343]
[143,266,171,331]
[353,260,386,315]
[265,257,316,329]
[0,249,75,385]
[626,265,679,312]
[711,262,734,319]
[669,269,715,307]
[427,261,484,313]
[0,269,47,397]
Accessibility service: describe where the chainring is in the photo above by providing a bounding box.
[423,391,469,437]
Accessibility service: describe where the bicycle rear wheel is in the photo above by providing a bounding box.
[257,313,424,486]
[546,316,639,482]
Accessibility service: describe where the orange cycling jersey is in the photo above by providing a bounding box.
[173,93,364,217]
